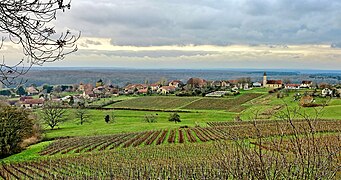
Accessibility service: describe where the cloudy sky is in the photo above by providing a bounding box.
[3,0,341,69]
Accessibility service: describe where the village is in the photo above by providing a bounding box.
[0,72,340,109]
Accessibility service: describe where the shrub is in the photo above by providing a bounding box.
[0,105,39,158]
[169,113,181,123]
[144,114,158,123]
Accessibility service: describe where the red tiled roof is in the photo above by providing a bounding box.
[187,78,207,86]
[125,84,147,90]
[160,86,176,91]
[23,99,44,105]
[138,89,148,93]
[169,80,183,84]
[286,84,300,87]
[267,80,283,84]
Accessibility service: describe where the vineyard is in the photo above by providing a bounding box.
[207,119,339,126]
[37,119,341,156]
[0,135,340,179]
[183,93,263,112]
[251,134,341,153]
[0,143,229,179]
[111,93,263,111]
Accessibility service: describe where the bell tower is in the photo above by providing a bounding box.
[263,72,267,87]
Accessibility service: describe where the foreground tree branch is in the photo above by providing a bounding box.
[0,0,80,86]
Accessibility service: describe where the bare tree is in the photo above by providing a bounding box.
[0,0,80,86]
[41,101,67,129]
[75,108,89,125]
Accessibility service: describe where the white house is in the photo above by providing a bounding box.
[252,82,262,87]
[285,84,300,90]
[321,88,332,97]
[300,81,313,89]
[157,86,176,94]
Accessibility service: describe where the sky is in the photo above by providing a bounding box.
[3,0,341,69]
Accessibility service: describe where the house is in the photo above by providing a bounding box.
[124,84,148,92]
[186,78,207,88]
[26,86,39,96]
[228,80,247,89]
[252,82,262,87]
[60,95,72,101]
[211,80,229,87]
[285,84,300,90]
[138,88,148,95]
[168,80,184,88]
[21,98,44,108]
[93,86,106,94]
[80,84,95,98]
[149,84,160,91]
[158,86,176,94]
[263,72,283,88]
[83,90,95,98]
[265,80,283,88]
[243,84,251,90]
[321,88,332,97]
[79,83,93,92]
[19,96,33,102]
[300,81,313,89]
[124,84,148,94]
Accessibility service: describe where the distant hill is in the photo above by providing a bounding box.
[12,68,341,87]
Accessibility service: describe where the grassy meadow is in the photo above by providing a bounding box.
[1,88,340,179]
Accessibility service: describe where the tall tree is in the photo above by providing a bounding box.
[75,108,89,125]
[0,0,79,86]
[168,113,181,123]
[41,101,67,129]
[0,105,36,157]
[16,86,26,96]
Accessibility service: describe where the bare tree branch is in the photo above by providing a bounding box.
[0,0,80,86]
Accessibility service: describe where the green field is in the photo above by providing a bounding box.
[42,109,236,139]
[1,88,341,179]
[112,96,200,109]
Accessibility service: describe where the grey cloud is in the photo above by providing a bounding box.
[79,40,102,48]
[85,39,102,45]
[56,0,341,46]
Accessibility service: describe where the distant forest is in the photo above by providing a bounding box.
[12,68,341,87]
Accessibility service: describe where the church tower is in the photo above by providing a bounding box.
[263,72,267,87]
